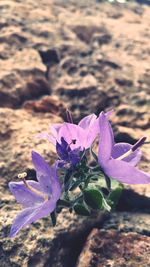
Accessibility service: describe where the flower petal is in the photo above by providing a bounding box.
[105,110,114,117]
[78,114,97,129]
[103,158,150,184]
[32,151,58,196]
[10,200,56,237]
[36,124,62,146]
[79,114,99,147]
[98,112,114,166]
[58,123,85,150]
[49,123,62,137]
[9,181,44,208]
[85,125,99,149]
[49,123,62,144]
[56,137,70,160]
[112,143,142,166]
[50,162,62,201]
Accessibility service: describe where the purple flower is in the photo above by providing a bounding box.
[98,112,150,184]
[56,137,80,167]
[38,113,99,151]
[9,151,61,237]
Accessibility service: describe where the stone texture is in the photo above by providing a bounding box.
[1,0,150,119]
[23,95,67,119]
[76,229,150,267]
[0,0,150,267]
[104,212,150,236]
[0,208,107,267]
[0,49,49,108]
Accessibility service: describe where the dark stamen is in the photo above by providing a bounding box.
[132,137,147,152]
[66,109,73,124]
[67,139,77,151]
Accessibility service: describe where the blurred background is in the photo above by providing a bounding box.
[0,0,150,266]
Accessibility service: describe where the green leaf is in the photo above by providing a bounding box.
[74,203,90,216]
[108,186,123,208]
[50,211,56,226]
[83,188,103,209]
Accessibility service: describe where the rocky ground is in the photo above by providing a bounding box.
[0,0,150,266]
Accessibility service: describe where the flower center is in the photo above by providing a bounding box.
[68,139,76,148]
[18,172,49,201]
[116,137,146,161]
[65,139,77,152]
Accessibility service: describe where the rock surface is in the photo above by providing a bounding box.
[0,49,49,108]
[76,229,150,267]
[0,0,150,267]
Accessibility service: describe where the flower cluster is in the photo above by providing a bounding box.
[9,111,150,237]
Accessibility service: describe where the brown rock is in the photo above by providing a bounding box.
[114,104,150,130]
[76,229,150,267]
[104,212,150,236]
[0,206,107,267]
[23,95,67,119]
[1,1,150,267]
[0,49,48,108]
[79,74,98,89]
[53,74,109,121]
[72,25,100,43]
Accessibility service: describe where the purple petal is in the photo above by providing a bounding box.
[85,120,99,148]
[102,158,150,184]
[56,137,70,160]
[50,162,62,201]
[58,123,85,150]
[49,123,62,140]
[79,114,99,147]
[78,114,97,129]
[69,148,81,166]
[10,199,56,237]
[32,151,61,198]
[98,112,113,166]
[105,112,115,145]
[84,127,99,149]
[36,124,62,146]
[47,123,69,146]
[105,109,114,117]
[9,181,44,208]
[112,143,142,166]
